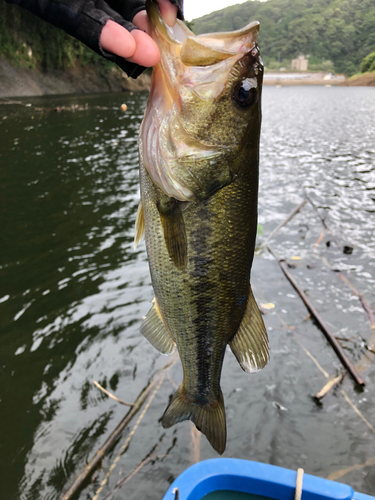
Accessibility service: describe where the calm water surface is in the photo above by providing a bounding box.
[1,87,374,500]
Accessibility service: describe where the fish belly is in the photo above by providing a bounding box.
[139,156,259,453]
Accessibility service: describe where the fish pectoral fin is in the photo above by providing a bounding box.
[134,200,145,249]
[157,198,187,269]
[162,385,227,455]
[140,299,176,355]
[230,287,270,373]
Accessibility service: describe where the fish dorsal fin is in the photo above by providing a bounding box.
[134,200,145,249]
[157,199,187,269]
[230,287,270,372]
[141,299,176,355]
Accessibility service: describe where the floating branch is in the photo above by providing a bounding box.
[314,372,346,400]
[313,229,326,249]
[338,274,375,337]
[302,189,352,253]
[92,376,165,500]
[327,456,375,482]
[102,455,153,500]
[190,424,201,465]
[101,434,167,500]
[267,246,365,386]
[60,355,178,500]
[257,200,307,252]
[93,380,134,407]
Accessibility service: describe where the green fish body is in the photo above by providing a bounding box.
[136,0,269,454]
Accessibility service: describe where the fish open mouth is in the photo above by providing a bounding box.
[146,0,260,102]
[141,0,262,201]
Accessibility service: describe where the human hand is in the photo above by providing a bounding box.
[100,0,178,68]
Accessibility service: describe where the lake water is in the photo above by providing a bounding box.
[1,86,375,500]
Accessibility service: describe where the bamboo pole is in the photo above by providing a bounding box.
[60,355,177,500]
[257,200,307,252]
[267,246,365,386]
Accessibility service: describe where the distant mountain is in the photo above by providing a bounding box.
[192,0,375,75]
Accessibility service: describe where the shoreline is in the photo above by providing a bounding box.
[0,56,151,98]
[1,60,374,98]
[264,70,375,87]
[263,79,341,86]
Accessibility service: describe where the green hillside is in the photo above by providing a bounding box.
[192,0,375,75]
[0,2,111,71]
[1,0,374,77]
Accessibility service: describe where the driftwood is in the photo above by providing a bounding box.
[302,189,342,248]
[268,246,365,386]
[314,372,346,400]
[257,200,307,252]
[338,274,375,337]
[312,253,375,364]
[101,439,165,500]
[60,355,177,500]
[93,380,134,407]
[327,456,375,482]
[102,455,153,500]
[190,424,201,464]
[341,389,375,435]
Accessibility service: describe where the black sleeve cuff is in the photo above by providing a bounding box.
[5,0,184,79]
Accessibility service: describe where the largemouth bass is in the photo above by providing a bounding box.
[135,0,269,454]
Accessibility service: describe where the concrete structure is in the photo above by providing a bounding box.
[291,55,309,71]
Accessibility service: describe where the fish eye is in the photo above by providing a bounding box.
[233,78,257,108]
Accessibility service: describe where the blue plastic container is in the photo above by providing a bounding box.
[162,459,374,500]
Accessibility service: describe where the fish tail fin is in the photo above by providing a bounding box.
[162,385,227,454]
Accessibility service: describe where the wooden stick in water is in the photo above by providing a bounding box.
[267,246,365,386]
[338,274,375,336]
[101,439,165,500]
[93,380,134,407]
[302,189,343,249]
[257,200,307,252]
[314,372,346,400]
[60,355,178,500]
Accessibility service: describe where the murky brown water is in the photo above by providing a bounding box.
[1,87,374,500]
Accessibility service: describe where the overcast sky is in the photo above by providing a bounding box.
[184,0,250,21]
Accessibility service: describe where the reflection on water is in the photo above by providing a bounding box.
[0,87,374,500]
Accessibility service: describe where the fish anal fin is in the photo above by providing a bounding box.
[157,199,187,269]
[230,287,270,373]
[134,200,145,249]
[140,299,176,355]
[162,385,226,455]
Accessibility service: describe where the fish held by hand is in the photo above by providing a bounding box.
[136,0,269,455]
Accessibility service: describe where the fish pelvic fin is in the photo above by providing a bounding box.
[162,385,227,455]
[141,298,176,355]
[157,198,187,269]
[134,200,145,249]
[230,286,270,373]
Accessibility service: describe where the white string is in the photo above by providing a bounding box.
[295,468,304,500]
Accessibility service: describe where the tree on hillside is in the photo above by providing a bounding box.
[192,0,375,75]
